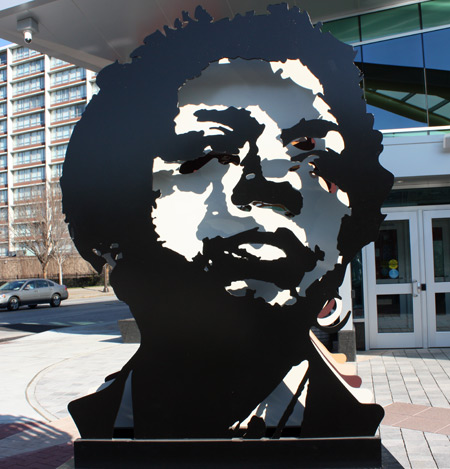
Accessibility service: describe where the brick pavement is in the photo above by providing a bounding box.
[359,348,450,468]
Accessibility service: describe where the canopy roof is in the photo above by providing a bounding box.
[0,0,424,71]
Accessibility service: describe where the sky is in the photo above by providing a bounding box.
[0,38,11,47]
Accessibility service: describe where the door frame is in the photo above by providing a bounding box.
[423,209,450,347]
[364,204,450,349]
[366,210,424,349]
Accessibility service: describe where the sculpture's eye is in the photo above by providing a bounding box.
[291,137,315,151]
[179,152,240,174]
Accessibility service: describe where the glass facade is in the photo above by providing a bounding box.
[384,187,450,207]
[323,1,450,131]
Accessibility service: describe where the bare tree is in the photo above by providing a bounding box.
[50,186,76,284]
[11,183,74,281]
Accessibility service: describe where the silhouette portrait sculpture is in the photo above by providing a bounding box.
[61,5,393,440]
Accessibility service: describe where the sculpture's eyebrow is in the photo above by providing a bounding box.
[281,119,339,146]
[194,109,233,129]
[194,108,259,133]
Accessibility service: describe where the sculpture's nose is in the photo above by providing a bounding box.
[230,141,303,217]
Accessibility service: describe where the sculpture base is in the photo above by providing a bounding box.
[73,436,382,468]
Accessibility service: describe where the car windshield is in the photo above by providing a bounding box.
[0,280,26,291]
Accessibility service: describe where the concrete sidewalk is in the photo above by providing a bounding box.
[0,301,449,468]
[66,286,117,300]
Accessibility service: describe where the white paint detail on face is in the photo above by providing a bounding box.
[271,60,323,95]
[324,130,345,153]
[239,243,286,261]
[337,190,350,207]
[174,104,229,136]
[313,96,337,124]
[226,279,296,306]
[152,58,351,304]
[177,59,320,130]
[152,157,213,261]
[225,280,247,297]
[246,105,302,191]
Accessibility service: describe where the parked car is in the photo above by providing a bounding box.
[0,279,69,311]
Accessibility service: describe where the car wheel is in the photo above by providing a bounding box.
[7,296,20,311]
[28,305,37,309]
[50,293,61,307]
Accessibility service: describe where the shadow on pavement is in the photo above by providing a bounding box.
[0,414,75,469]
[381,445,404,468]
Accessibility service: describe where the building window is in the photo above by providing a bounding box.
[0,69,6,82]
[51,104,85,123]
[13,112,44,130]
[0,86,6,99]
[0,207,7,221]
[0,173,7,186]
[51,85,86,104]
[0,225,7,238]
[0,138,6,151]
[361,34,428,130]
[12,77,44,95]
[14,204,33,219]
[13,185,43,202]
[51,163,63,179]
[321,16,360,43]
[0,120,6,133]
[51,67,85,86]
[15,224,31,237]
[0,190,7,203]
[14,148,45,166]
[0,155,6,167]
[14,166,45,183]
[52,124,76,141]
[52,144,68,160]
[14,130,45,147]
[14,95,44,113]
[0,103,6,117]
[423,28,450,124]
[13,58,44,78]
[0,52,6,65]
[12,47,40,61]
[0,246,7,257]
[50,57,69,68]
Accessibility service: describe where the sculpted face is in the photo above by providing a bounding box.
[152,58,350,306]
[63,8,391,441]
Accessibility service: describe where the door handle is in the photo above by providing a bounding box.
[412,280,421,297]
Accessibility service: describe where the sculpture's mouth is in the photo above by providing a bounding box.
[230,242,286,261]
[195,227,324,291]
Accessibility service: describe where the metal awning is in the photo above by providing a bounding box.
[0,0,426,71]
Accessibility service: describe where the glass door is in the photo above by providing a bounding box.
[424,210,450,347]
[367,212,423,348]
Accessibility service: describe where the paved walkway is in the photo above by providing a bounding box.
[358,349,450,468]
[0,295,449,467]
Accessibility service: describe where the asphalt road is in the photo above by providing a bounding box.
[0,297,133,339]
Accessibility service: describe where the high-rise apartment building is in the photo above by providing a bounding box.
[0,44,97,258]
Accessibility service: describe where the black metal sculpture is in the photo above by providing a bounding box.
[61,4,393,443]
